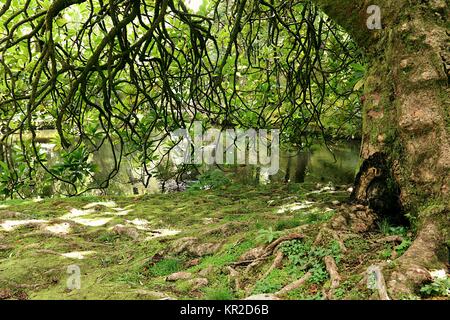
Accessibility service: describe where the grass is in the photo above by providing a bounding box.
[0,182,432,300]
[146,258,183,277]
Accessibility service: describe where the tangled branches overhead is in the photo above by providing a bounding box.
[0,0,362,195]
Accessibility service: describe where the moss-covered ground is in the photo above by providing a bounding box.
[0,182,447,300]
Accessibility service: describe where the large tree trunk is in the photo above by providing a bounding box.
[315,0,449,297]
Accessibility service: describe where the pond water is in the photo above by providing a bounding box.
[232,141,360,186]
[33,133,360,196]
[278,141,360,185]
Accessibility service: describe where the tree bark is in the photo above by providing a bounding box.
[314,0,449,298]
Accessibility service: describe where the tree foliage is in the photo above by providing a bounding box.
[0,0,363,196]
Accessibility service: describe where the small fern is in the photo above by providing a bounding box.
[256,227,282,244]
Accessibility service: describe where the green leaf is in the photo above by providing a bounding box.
[354,79,365,91]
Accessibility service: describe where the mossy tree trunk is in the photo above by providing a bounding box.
[314,0,449,297]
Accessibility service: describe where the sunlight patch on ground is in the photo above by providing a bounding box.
[126,218,150,230]
[144,229,181,240]
[120,205,135,210]
[104,209,133,216]
[0,204,10,209]
[44,223,71,235]
[71,217,113,227]
[306,186,337,195]
[277,201,315,214]
[430,269,448,280]
[83,201,117,209]
[62,208,96,219]
[59,205,137,227]
[61,251,96,259]
[0,219,47,231]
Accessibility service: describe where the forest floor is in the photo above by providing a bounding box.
[0,182,448,300]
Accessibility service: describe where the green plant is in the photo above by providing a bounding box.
[377,218,408,236]
[420,278,449,297]
[51,146,96,185]
[394,239,412,256]
[301,208,335,224]
[256,227,282,244]
[309,264,329,284]
[0,160,15,198]
[380,245,393,260]
[0,143,49,198]
[280,239,341,285]
[252,279,284,294]
[96,232,120,243]
[188,169,231,191]
[281,240,341,264]
[252,268,296,294]
[333,275,364,299]
[280,239,311,266]
[377,218,391,235]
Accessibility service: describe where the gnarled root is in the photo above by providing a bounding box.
[314,227,347,253]
[387,219,448,298]
[226,266,241,291]
[232,233,303,273]
[367,265,390,300]
[261,251,284,280]
[275,272,312,297]
[324,256,341,299]
[265,233,304,255]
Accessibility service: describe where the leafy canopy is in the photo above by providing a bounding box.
[0,0,363,195]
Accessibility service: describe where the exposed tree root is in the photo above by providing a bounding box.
[329,205,378,233]
[367,265,390,300]
[265,233,304,255]
[372,235,404,244]
[234,204,381,298]
[245,258,266,274]
[232,203,448,300]
[242,234,303,274]
[275,272,312,297]
[226,266,241,291]
[261,251,284,280]
[314,227,347,253]
[231,233,303,273]
[324,256,341,299]
[387,219,448,298]
[231,256,269,267]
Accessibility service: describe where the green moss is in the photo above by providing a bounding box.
[274,218,303,231]
[333,274,365,299]
[0,184,300,299]
[202,286,235,300]
[253,268,299,294]
[146,258,183,277]
[0,181,439,300]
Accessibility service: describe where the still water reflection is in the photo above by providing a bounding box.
[36,136,360,196]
